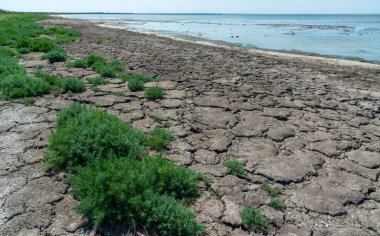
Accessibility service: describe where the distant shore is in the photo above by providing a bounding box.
[87,18,380,69]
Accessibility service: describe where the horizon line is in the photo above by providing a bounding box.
[4,11,380,15]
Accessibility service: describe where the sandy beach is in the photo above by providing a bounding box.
[1,17,380,235]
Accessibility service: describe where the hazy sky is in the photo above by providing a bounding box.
[1,0,379,14]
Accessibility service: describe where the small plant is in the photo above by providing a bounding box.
[68,59,87,68]
[131,115,143,121]
[99,67,116,78]
[121,73,155,83]
[270,197,286,211]
[241,206,269,232]
[62,77,85,93]
[36,64,45,69]
[235,114,242,121]
[95,39,103,45]
[42,49,67,63]
[17,47,30,54]
[20,97,36,106]
[261,181,281,197]
[128,79,144,92]
[110,59,124,72]
[0,75,50,99]
[224,160,245,177]
[115,92,125,97]
[208,188,222,198]
[35,70,64,86]
[144,86,164,100]
[86,76,108,85]
[52,86,61,97]
[145,128,175,151]
[91,86,100,92]
[151,115,167,124]
[85,54,107,67]
[30,38,56,53]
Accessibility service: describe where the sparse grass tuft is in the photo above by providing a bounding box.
[68,59,87,68]
[62,77,85,93]
[261,181,281,197]
[34,70,64,87]
[144,86,164,100]
[224,160,245,177]
[144,127,175,151]
[86,76,108,86]
[42,48,67,63]
[128,79,144,92]
[121,73,154,82]
[241,206,269,232]
[20,97,36,106]
[270,197,286,211]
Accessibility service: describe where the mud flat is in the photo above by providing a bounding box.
[1,17,380,235]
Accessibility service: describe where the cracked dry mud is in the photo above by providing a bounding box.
[1,18,380,235]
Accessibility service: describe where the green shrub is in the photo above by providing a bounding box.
[241,206,269,232]
[91,60,106,73]
[34,70,64,86]
[43,49,67,63]
[15,37,32,49]
[144,128,175,151]
[21,97,36,106]
[46,27,81,43]
[261,181,281,197]
[45,104,146,170]
[0,57,25,80]
[99,67,116,78]
[31,38,56,52]
[91,86,100,92]
[0,75,50,99]
[110,59,124,72]
[128,78,144,92]
[224,160,245,177]
[137,190,205,236]
[86,76,108,85]
[17,47,30,54]
[62,78,85,93]
[121,73,155,82]
[0,48,17,58]
[144,86,164,100]
[69,156,202,234]
[68,59,87,68]
[96,39,103,45]
[270,197,285,211]
[85,54,107,66]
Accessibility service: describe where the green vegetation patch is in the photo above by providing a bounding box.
[68,59,87,68]
[270,197,286,211]
[45,104,203,235]
[1,74,50,99]
[224,160,245,177]
[241,206,269,232]
[121,73,155,82]
[144,128,175,151]
[62,77,85,93]
[86,76,108,86]
[128,78,144,92]
[144,86,165,100]
[42,48,67,63]
[261,181,281,197]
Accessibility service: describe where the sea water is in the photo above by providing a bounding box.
[62,14,380,62]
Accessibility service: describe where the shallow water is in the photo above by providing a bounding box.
[62,14,380,62]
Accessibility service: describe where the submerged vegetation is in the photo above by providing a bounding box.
[46,104,205,235]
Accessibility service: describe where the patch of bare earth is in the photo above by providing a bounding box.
[1,18,380,235]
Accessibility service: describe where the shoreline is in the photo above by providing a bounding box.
[59,16,380,69]
[100,22,380,69]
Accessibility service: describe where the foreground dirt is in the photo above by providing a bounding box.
[1,18,380,235]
